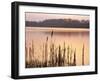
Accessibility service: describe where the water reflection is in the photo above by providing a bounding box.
[25,27,89,68]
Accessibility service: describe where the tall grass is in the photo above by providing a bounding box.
[25,31,85,68]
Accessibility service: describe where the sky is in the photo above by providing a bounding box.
[25,12,89,22]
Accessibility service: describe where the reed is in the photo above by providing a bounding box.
[25,30,85,68]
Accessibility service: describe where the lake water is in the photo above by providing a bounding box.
[25,27,89,67]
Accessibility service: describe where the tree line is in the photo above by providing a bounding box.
[26,19,89,28]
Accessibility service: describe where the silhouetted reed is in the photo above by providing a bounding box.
[25,30,85,68]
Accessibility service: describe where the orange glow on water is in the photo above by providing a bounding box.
[25,27,89,67]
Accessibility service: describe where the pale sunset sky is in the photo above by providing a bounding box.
[25,12,89,22]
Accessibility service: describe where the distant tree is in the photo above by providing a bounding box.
[26,19,89,28]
